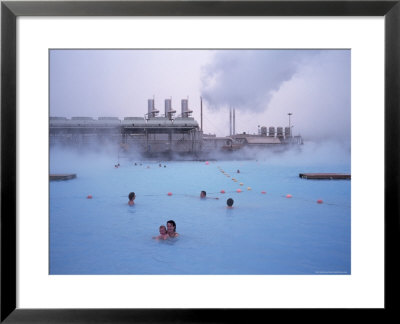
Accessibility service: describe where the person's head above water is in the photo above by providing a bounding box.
[167,220,176,231]
[227,198,234,207]
[167,220,179,237]
[200,191,207,198]
[128,192,136,205]
[159,225,167,235]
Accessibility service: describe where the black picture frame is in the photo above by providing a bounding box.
[1,0,399,322]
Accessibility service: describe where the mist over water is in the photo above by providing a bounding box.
[50,139,350,173]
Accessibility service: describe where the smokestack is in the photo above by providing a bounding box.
[164,98,176,120]
[233,108,236,135]
[148,99,154,114]
[181,99,192,118]
[229,108,232,136]
[164,98,171,116]
[200,97,203,131]
[147,98,159,118]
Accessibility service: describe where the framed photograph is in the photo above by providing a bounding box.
[2,0,399,322]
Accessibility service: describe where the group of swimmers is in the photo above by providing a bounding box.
[127,190,234,239]
[200,190,234,208]
[128,190,234,208]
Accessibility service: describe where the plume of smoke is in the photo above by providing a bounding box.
[200,50,351,148]
[201,50,318,112]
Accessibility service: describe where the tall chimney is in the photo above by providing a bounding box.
[200,97,203,131]
[233,108,236,135]
[229,108,232,136]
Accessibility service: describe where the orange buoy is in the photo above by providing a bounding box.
[205,161,209,165]
[236,189,242,193]
[87,195,93,199]
[220,190,225,194]
[317,199,323,204]
[167,192,172,196]
[261,191,266,194]
[286,194,292,198]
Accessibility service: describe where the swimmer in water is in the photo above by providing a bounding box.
[200,190,219,200]
[167,220,179,238]
[152,225,168,240]
[226,198,234,208]
[128,192,136,206]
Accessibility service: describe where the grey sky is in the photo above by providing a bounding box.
[50,49,350,144]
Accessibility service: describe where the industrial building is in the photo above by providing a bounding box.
[50,98,302,157]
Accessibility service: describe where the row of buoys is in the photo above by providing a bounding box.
[217,166,324,203]
[219,167,252,194]
[285,194,324,204]
[85,192,323,203]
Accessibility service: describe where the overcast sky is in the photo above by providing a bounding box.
[50,49,350,144]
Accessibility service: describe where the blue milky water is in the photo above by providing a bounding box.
[49,146,351,275]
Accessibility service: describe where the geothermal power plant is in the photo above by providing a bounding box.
[50,98,303,157]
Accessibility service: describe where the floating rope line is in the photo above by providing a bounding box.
[66,165,350,208]
[216,166,349,208]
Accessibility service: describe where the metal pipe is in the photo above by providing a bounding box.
[200,97,203,131]
[233,108,236,135]
[229,108,232,136]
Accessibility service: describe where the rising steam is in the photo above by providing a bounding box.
[200,50,351,145]
[201,50,318,112]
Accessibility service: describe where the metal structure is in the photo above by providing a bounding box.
[49,99,303,155]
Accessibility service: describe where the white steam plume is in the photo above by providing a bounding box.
[200,50,351,145]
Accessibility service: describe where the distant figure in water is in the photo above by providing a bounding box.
[226,198,234,208]
[128,192,136,206]
[237,169,240,173]
[200,190,219,200]
[167,220,179,238]
[152,225,168,240]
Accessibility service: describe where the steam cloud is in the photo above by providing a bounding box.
[200,50,351,145]
[201,50,317,112]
